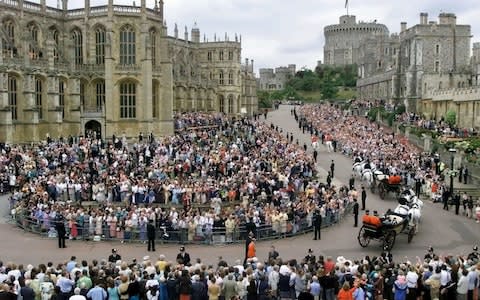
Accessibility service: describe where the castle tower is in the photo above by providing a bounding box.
[323,15,389,66]
[191,22,200,43]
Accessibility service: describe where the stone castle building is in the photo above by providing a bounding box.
[354,12,474,116]
[258,64,296,90]
[323,15,389,66]
[0,0,258,143]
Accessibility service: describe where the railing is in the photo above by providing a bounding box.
[1,0,18,7]
[67,8,85,17]
[113,5,141,13]
[90,5,107,14]
[75,64,105,72]
[23,1,41,11]
[11,203,352,244]
[115,64,140,72]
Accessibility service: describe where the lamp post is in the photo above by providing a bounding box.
[449,148,457,198]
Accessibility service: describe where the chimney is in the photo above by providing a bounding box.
[400,22,407,32]
[420,12,428,25]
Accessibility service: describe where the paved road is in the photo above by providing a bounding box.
[0,105,478,266]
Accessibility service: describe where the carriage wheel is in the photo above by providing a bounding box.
[382,231,396,251]
[379,184,386,199]
[407,226,415,243]
[370,182,376,194]
[357,226,370,248]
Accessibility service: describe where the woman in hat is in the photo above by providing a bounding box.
[393,270,408,300]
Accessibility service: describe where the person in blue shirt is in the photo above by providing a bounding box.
[86,283,107,300]
[66,257,77,273]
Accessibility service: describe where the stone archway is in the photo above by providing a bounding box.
[85,120,102,139]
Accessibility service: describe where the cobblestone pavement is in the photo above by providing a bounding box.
[0,105,478,266]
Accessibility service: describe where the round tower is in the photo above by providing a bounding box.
[323,15,389,66]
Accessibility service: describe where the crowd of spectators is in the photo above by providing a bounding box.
[1,113,351,243]
[0,245,478,300]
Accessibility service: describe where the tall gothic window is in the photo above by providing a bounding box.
[219,71,224,85]
[2,20,15,56]
[96,80,105,110]
[28,23,39,60]
[219,51,224,61]
[207,51,212,61]
[35,78,43,120]
[8,75,17,120]
[228,51,233,60]
[59,80,65,119]
[228,94,234,113]
[72,29,83,65]
[51,28,59,61]
[120,82,136,118]
[120,25,136,65]
[152,80,159,118]
[150,29,157,65]
[228,71,234,85]
[95,27,106,65]
[218,95,225,113]
[80,81,85,107]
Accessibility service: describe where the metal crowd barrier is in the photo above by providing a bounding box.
[11,203,353,245]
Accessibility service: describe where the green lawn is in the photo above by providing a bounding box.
[296,88,357,102]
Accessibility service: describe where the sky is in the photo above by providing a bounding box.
[64,0,480,75]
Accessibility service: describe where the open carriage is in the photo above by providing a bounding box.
[371,173,403,199]
[357,212,415,251]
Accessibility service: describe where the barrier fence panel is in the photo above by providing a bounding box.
[11,202,353,245]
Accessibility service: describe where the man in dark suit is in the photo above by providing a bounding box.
[176,246,191,266]
[361,186,367,210]
[330,160,335,178]
[147,219,156,252]
[55,214,66,248]
[353,199,359,227]
[304,249,316,265]
[312,210,322,240]
[108,249,121,263]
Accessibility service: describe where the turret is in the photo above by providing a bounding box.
[174,23,178,39]
[420,12,428,25]
[191,22,200,43]
[184,26,188,42]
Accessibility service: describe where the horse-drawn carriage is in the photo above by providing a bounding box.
[357,212,416,251]
[370,173,402,199]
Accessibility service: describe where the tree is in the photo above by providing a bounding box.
[445,110,456,127]
[320,78,338,99]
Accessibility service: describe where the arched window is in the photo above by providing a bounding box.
[228,71,234,85]
[120,81,136,118]
[28,23,40,60]
[51,28,59,61]
[95,27,106,65]
[35,78,43,120]
[218,95,225,113]
[219,70,224,85]
[152,80,159,118]
[96,80,105,110]
[228,94,234,113]
[149,29,157,65]
[71,29,83,65]
[8,75,17,120]
[3,19,15,56]
[120,25,136,65]
[80,81,86,107]
[59,79,65,119]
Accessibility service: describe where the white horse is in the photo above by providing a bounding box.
[362,169,374,187]
[408,204,422,233]
[326,140,334,152]
[352,162,364,177]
